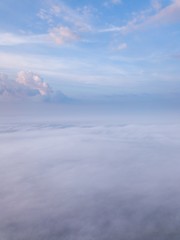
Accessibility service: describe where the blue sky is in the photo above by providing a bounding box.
[0,0,180,98]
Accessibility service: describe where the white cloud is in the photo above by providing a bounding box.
[16,71,53,96]
[0,71,70,103]
[0,32,46,46]
[49,26,79,45]
[116,42,127,51]
[0,33,28,46]
[0,71,52,100]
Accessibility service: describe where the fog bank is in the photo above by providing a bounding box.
[0,110,180,239]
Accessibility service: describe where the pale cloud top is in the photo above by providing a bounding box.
[1,112,180,239]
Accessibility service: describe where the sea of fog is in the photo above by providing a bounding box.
[0,104,180,240]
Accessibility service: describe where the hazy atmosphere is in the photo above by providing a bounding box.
[0,0,180,239]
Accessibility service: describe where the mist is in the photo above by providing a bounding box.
[0,104,180,240]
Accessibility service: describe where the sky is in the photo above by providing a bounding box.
[0,0,180,99]
[1,2,180,238]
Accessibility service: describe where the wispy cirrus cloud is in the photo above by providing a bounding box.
[102,0,180,34]
[38,2,93,32]
[38,1,94,45]
[147,0,180,25]
[0,51,92,78]
[0,32,46,46]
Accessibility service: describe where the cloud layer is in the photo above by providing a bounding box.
[0,112,180,240]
